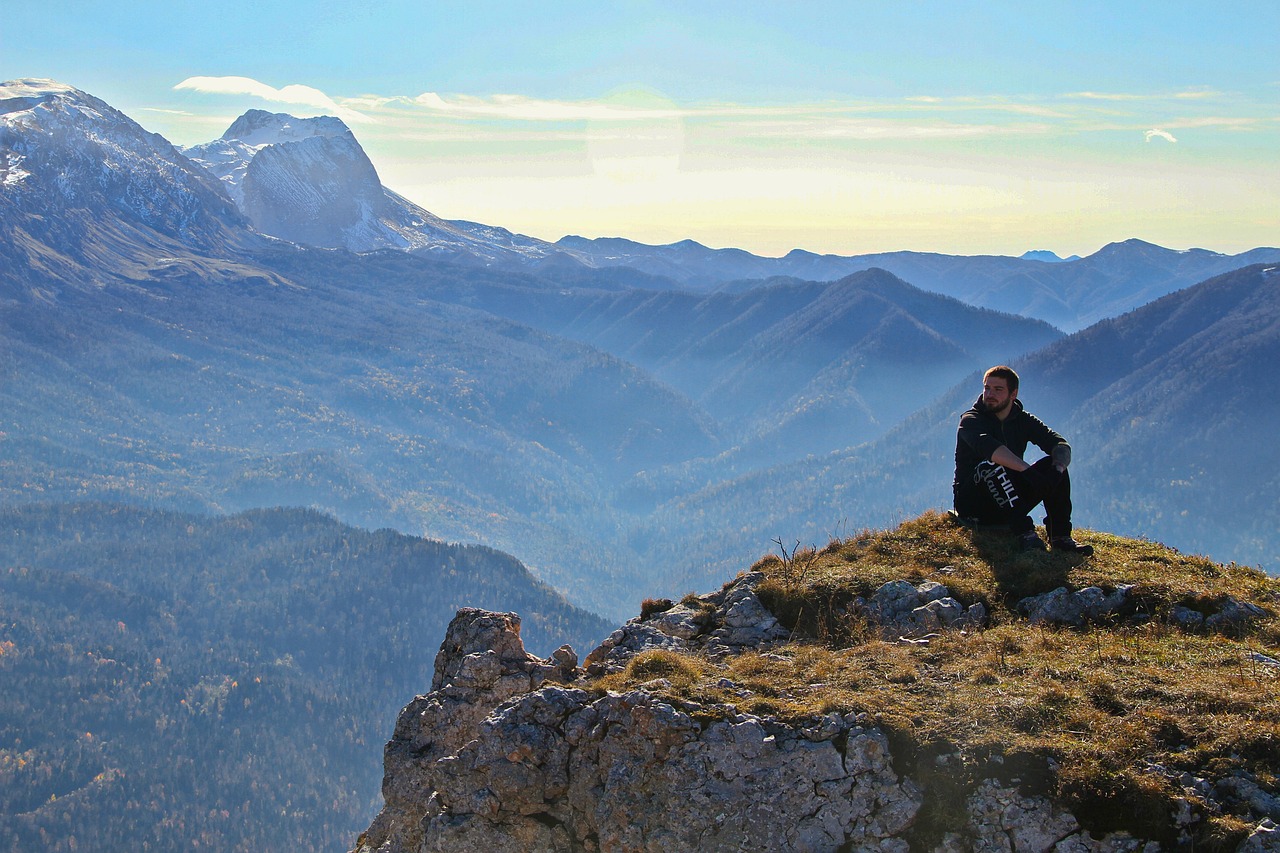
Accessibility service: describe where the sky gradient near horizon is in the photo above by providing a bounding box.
[3,1,1278,258]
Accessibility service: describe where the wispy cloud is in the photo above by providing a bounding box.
[1067,88,1223,102]
[411,93,683,122]
[173,77,1044,144]
[1162,116,1259,130]
[1145,128,1178,143]
[739,116,1052,141]
[363,88,1073,124]
[398,91,1070,140]
[1173,88,1223,99]
[174,76,371,123]
[1067,91,1150,101]
[898,95,1071,118]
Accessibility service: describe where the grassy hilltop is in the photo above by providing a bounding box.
[591,512,1280,850]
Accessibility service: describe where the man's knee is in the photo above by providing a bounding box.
[974,461,1025,511]
[1021,457,1066,497]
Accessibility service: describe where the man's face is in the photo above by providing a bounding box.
[982,376,1017,417]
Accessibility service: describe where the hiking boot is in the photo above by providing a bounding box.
[1018,530,1047,551]
[1050,536,1094,556]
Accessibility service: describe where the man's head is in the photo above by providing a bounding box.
[982,365,1020,419]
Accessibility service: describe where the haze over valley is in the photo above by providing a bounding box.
[5,79,1278,612]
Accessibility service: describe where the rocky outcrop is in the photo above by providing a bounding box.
[585,573,987,674]
[355,574,1278,852]
[1016,585,1133,627]
[357,600,927,853]
[358,609,579,853]
[420,689,921,852]
[584,571,790,671]
[1014,586,1268,634]
[859,578,987,640]
[941,780,1152,853]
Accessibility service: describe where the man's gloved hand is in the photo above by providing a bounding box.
[1052,443,1072,471]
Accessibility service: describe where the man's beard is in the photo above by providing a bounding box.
[985,397,1012,418]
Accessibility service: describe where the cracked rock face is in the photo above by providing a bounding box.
[356,606,922,853]
[428,688,922,852]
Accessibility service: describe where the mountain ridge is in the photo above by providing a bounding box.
[0,78,256,292]
[561,234,1280,331]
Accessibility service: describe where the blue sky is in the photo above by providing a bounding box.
[4,1,1278,256]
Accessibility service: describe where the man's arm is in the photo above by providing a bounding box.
[1025,412,1067,457]
[990,445,1030,471]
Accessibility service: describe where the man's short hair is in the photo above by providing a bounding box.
[984,365,1020,393]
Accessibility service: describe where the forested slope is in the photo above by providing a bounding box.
[0,503,609,852]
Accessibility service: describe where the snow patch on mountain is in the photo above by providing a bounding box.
[2,152,30,186]
[1,77,245,249]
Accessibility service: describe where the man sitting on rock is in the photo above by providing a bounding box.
[953,365,1093,554]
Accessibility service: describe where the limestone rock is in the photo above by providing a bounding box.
[1239,820,1280,853]
[1171,605,1205,630]
[358,609,579,853]
[1205,597,1268,633]
[583,620,694,674]
[1016,585,1132,627]
[1218,776,1280,821]
[860,579,987,639]
[356,606,925,853]
[949,779,1151,853]
[585,571,788,674]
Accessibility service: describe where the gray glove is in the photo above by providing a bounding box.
[1051,444,1072,469]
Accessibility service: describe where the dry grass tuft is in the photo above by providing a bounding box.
[639,597,675,619]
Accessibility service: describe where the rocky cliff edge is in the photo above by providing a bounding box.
[355,512,1280,853]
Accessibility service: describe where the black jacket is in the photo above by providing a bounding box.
[953,394,1067,506]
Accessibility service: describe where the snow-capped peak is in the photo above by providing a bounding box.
[0,77,80,103]
[219,109,352,147]
[178,107,567,261]
[184,110,362,209]
[1,77,247,259]
[2,77,122,135]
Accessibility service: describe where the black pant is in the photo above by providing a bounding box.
[956,456,1075,539]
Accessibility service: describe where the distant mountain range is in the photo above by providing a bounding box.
[4,75,1279,604]
[6,78,1276,328]
[555,234,1280,332]
[640,261,1280,590]
[1020,249,1079,263]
